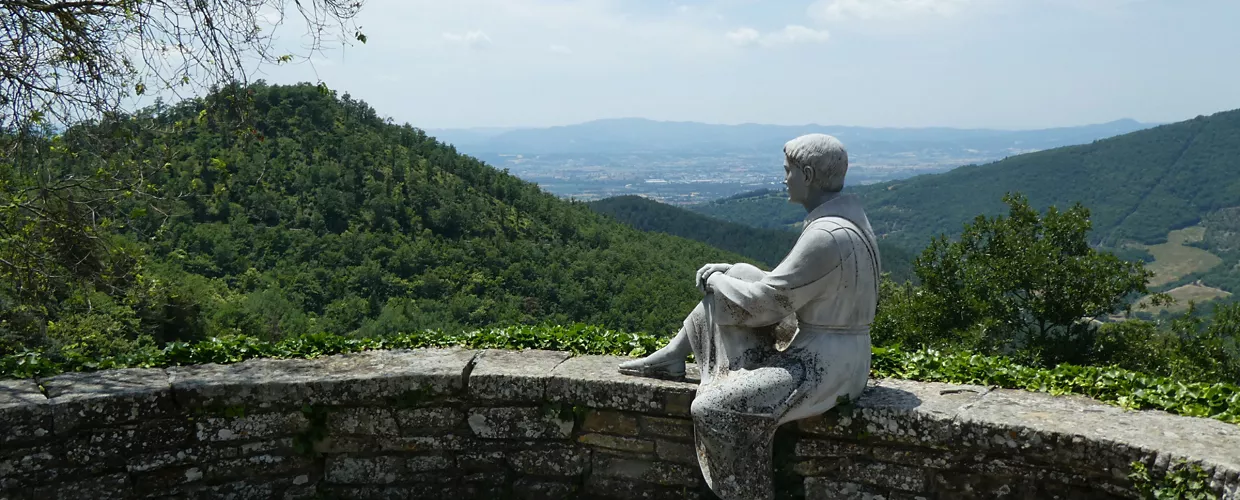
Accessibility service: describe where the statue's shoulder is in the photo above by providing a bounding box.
[803,214,859,232]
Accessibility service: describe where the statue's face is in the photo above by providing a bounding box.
[783,155,810,204]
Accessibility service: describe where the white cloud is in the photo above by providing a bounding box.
[442,30,493,48]
[728,25,830,48]
[726,27,761,46]
[549,44,573,54]
[771,25,832,44]
[809,0,975,22]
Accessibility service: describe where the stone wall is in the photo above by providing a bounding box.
[1,348,1237,499]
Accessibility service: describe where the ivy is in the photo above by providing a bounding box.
[871,346,1240,425]
[2,325,1236,426]
[1129,461,1218,500]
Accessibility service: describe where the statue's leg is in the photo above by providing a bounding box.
[691,360,806,500]
[617,323,691,379]
[618,265,763,379]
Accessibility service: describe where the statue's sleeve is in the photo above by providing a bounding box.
[706,222,852,327]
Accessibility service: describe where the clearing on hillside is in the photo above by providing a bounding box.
[1132,226,1223,288]
[1135,281,1233,315]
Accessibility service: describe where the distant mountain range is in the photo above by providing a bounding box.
[427,117,1158,156]
[690,108,1240,296]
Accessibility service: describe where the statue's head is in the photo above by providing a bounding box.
[782,133,848,204]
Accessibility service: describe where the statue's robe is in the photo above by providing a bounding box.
[686,193,881,500]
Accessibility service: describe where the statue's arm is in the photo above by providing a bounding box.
[706,225,852,327]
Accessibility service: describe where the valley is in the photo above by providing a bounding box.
[434,118,1156,204]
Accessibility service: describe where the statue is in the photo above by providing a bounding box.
[618,134,880,500]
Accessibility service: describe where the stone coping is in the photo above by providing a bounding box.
[2,348,1238,499]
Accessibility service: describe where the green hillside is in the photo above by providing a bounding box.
[588,195,915,283]
[0,83,751,357]
[692,109,1240,294]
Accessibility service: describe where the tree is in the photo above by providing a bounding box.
[1,0,366,131]
[907,193,1153,365]
[1,0,367,354]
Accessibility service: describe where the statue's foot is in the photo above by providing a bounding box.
[618,356,686,381]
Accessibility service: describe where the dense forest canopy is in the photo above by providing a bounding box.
[0,82,755,358]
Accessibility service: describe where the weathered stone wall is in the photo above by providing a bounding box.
[1,348,1237,499]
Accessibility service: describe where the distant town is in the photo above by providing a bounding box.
[470,149,1033,204]
[434,117,1154,205]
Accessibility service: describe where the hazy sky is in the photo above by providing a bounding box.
[247,0,1240,129]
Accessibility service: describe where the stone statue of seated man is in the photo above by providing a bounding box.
[618,134,881,500]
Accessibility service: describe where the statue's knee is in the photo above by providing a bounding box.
[690,392,716,420]
[725,263,765,282]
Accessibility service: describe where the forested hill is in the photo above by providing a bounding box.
[588,195,914,283]
[3,83,755,355]
[693,108,1240,252]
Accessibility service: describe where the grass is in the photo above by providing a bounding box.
[1137,282,1233,315]
[1134,226,1224,288]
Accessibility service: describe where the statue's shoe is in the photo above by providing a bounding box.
[617,357,686,381]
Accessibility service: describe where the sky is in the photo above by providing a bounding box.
[241,0,1240,130]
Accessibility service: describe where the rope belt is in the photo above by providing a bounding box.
[795,322,871,335]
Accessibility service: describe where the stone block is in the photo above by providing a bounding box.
[467,407,572,439]
[592,454,701,487]
[655,440,697,466]
[32,472,130,500]
[512,478,578,500]
[394,407,462,434]
[40,368,175,434]
[956,387,1240,479]
[161,477,289,500]
[583,475,695,500]
[804,478,890,500]
[188,454,313,486]
[195,411,308,442]
[0,449,63,490]
[327,407,400,435]
[125,438,295,475]
[639,415,693,440]
[284,475,319,500]
[325,456,406,485]
[467,349,570,401]
[794,458,847,476]
[457,450,506,471]
[583,410,640,436]
[317,485,410,499]
[796,381,996,454]
[507,448,588,475]
[65,419,193,467]
[408,455,453,472]
[928,470,1039,499]
[839,461,927,493]
[315,434,469,454]
[546,356,696,415]
[168,349,477,410]
[869,445,954,469]
[0,378,51,448]
[795,439,870,458]
[578,433,656,454]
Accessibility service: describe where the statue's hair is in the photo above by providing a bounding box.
[783,134,848,192]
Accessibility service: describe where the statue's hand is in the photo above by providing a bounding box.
[695,263,733,293]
